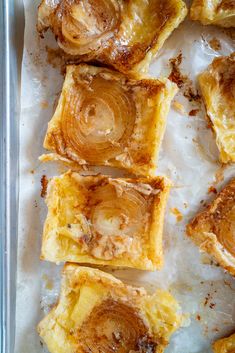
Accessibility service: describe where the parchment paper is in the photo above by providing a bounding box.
[16,1,235,352]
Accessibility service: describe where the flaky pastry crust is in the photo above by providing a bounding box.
[187,178,235,276]
[213,332,235,353]
[191,0,235,27]
[41,171,171,270]
[38,265,183,353]
[40,64,178,176]
[198,53,235,163]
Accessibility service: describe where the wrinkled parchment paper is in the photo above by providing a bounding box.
[16,1,235,352]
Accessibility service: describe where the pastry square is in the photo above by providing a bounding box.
[190,0,235,27]
[37,0,187,74]
[41,64,178,176]
[187,178,235,276]
[41,171,171,270]
[213,332,235,353]
[38,265,183,353]
[198,53,235,163]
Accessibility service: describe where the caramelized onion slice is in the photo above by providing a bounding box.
[78,299,156,353]
[50,0,120,55]
[61,74,136,163]
[90,183,148,238]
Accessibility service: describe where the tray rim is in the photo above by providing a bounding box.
[0,0,23,352]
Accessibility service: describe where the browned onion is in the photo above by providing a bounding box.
[77,299,157,353]
[50,0,120,55]
[61,75,136,163]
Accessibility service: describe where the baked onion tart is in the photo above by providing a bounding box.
[38,265,183,353]
[37,0,188,74]
[41,171,171,270]
[40,64,178,176]
[187,178,235,276]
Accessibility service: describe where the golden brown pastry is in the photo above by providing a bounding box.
[198,53,235,163]
[190,0,235,27]
[37,0,188,74]
[187,178,235,276]
[41,171,171,270]
[38,265,183,353]
[213,332,235,353]
[40,64,178,176]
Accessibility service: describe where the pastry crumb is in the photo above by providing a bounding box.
[209,38,221,51]
[170,208,183,222]
[172,100,186,115]
[41,175,48,198]
[189,109,199,116]
[208,186,217,194]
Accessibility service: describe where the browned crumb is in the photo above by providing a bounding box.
[184,202,188,209]
[168,53,202,104]
[170,208,183,222]
[209,302,216,309]
[196,314,201,321]
[168,53,186,88]
[204,293,212,306]
[183,86,201,103]
[209,38,221,51]
[30,169,35,174]
[189,109,200,116]
[208,186,217,194]
[41,175,48,198]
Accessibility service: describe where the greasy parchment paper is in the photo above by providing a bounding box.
[16,1,235,352]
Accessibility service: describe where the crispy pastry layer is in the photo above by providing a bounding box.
[191,0,235,27]
[213,332,235,353]
[187,178,235,276]
[40,64,178,176]
[41,171,171,270]
[37,0,187,74]
[38,265,183,353]
[198,53,235,163]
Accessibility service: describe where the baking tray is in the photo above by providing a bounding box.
[1,1,235,353]
[0,0,24,352]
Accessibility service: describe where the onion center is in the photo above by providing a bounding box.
[78,299,156,353]
[90,184,148,238]
[61,75,136,163]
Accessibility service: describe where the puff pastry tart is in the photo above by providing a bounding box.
[38,265,183,353]
[37,0,187,74]
[190,0,235,27]
[41,171,171,270]
[198,53,235,163]
[213,332,235,353]
[40,64,178,176]
[187,178,235,276]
